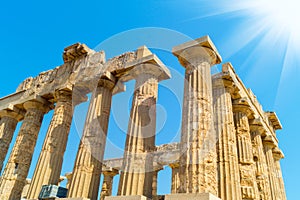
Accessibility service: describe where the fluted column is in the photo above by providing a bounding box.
[27,89,73,199]
[250,121,272,200]
[272,147,286,200]
[68,79,115,200]
[100,169,119,200]
[118,73,158,198]
[169,162,180,194]
[0,110,23,172]
[0,100,49,200]
[212,77,241,200]
[262,136,281,200]
[172,36,221,195]
[233,101,259,200]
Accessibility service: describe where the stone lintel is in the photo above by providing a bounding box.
[165,193,221,200]
[222,62,235,73]
[118,53,171,82]
[172,35,222,65]
[265,111,283,130]
[105,195,150,200]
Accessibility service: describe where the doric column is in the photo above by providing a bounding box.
[249,120,272,200]
[272,147,287,200]
[118,47,170,198]
[232,100,259,200]
[212,74,242,200]
[262,135,281,200]
[27,89,73,199]
[0,109,23,172]
[169,162,180,194]
[118,73,158,198]
[172,36,221,195]
[68,78,115,200]
[0,100,49,200]
[100,168,119,200]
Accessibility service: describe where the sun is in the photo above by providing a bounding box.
[252,0,300,40]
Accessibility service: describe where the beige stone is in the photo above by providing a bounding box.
[27,89,74,199]
[0,100,50,200]
[105,196,150,200]
[172,36,221,195]
[0,39,287,200]
[165,193,221,200]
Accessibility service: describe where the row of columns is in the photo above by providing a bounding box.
[211,62,286,200]
[0,38,286,200]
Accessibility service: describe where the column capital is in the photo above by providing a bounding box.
[23,99,51,113]
[54,89,73,102]
[119,46,171,82]
[249,118,267,136]
[169,162,180,169]
[232,98,254,118]
[262,135,277,148]
[172,35,222,67]
[272,147,284,161]
[0,108,24,121]
[102,167,119,177]
[212,76,239,95]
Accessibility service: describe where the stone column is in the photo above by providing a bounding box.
[0,109,23,172]
[262,136,281,200]
[172,36,221,195]
[0,100,49,200]
[249,121,272,200]
[68,79,115,200]
[100,168,119,200]
[118,73,158,198]
[212,76,241,200]
[169,162,180,194]
[118,47,170,199]
[232,100,259,200]
[272,147,286,200]
[27,89,73,199]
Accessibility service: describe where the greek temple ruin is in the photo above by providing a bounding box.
[0,36,286,200]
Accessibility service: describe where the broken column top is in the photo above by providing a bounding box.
[172,35,222,65]
[63,43,95,63]
[115,46,171,82]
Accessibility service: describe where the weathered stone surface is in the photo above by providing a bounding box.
[68,78,115,200]
[0,109,23,172]
[173,36,221,195]
[27,89,74,199]
[106,195,150,200]
[0,100,50,200]
[0,39,287,200]
[165,193,221,200]
[212,75,242,200]
[118,46,170,198]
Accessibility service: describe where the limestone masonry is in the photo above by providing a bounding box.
[0,36,286,200]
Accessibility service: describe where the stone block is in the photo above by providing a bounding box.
[105,195,151,200]
[164,193,221,200]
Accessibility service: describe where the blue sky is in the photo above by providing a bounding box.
[1,0,299,199]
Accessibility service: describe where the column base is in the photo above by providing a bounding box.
[105,195,151,200]
[165,193,221,200]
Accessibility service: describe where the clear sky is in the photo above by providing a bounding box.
[0,0,299,199]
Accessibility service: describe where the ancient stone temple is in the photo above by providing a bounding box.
[0,36,286,200]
